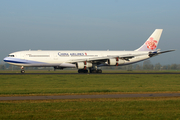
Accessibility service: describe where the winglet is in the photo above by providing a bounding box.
[135,29,163,51]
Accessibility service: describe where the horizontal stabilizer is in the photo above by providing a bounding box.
[149,50,175,57]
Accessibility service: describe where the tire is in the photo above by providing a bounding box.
[83,70,88,73]
[21,70,25,74]
[97,69,102,73]
[78,69,83,73]
[91,70,97,73]
[78,69,88,73]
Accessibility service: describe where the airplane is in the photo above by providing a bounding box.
[3,29,174,73]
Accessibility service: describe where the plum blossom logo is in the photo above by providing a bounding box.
[145,37,157,50]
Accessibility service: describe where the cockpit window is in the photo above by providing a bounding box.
[8,55,14,57]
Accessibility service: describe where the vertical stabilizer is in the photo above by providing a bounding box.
[135,29,163,51]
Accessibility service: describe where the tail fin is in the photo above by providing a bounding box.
[135,29,163,51]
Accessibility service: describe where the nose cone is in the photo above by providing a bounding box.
[3,57,9,62]
[4,57,15,63]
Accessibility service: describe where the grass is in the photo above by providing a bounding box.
[1,73,180,119]
[0,97,180,120]
[0,74,180,96]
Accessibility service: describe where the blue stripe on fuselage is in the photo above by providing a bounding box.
[4,60,31,64]
[3,57,46,64]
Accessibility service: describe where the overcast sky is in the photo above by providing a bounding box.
[0,0,180,65]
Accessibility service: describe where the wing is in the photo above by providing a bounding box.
[67,53,148,64]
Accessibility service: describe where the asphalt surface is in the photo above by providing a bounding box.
[0,93,180,101]
[0,72,180,75]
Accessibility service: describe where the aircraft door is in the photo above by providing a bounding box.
[54,53,58,60]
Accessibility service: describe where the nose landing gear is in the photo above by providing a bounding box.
[21,66,25,74]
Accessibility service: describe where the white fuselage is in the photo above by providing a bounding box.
[3,29,174,73]
[4,50,150,68]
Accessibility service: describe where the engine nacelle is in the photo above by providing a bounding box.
[108,59,116,66]
[76,62,84,69]
[108,58,125,66]
[117,59,125,65]
[76,62,92,69]
[86,62,93,68]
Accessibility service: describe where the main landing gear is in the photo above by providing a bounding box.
[89,69,102,73]
[89,66,102,73]
[78,69,88,73]
[21,66,25,74]
[78,68,102,73]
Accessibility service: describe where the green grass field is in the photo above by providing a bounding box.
[1,73,180,119]
[0,74,180,96]
[1,97,180,120]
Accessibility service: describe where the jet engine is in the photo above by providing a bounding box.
[108,59,116,66]
[108,58,125,66]
[76,62,92,69]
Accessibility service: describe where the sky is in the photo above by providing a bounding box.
[0,0,180,65]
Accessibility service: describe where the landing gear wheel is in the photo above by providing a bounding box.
[97,69,102,73]
[89,69,102,73]
[78,69,88,73]
[91,70,97,73]
[20,66,25,74]
[84,70,88,73]
[21,70,25,74]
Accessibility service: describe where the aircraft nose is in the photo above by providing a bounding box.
[3,57,9,62]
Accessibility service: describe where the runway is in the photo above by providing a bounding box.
[0,72,180,75]
[0,93,180,101]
